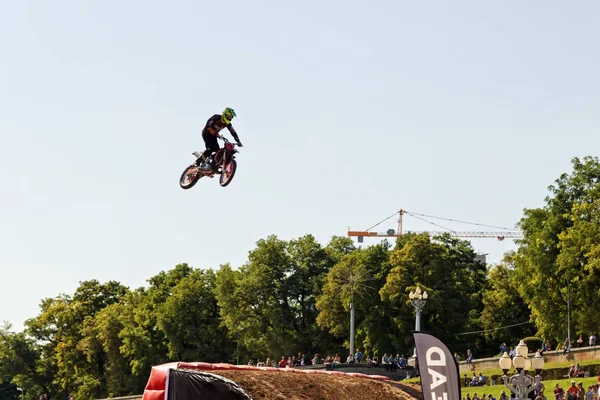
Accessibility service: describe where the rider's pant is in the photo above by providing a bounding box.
[202,132,220,158]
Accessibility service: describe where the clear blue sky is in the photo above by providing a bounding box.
[1,1,598,332]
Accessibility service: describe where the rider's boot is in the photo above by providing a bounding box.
[193,152,209,168]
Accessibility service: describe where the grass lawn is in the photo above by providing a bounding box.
[403,359,600,398]
[460,377,598,398]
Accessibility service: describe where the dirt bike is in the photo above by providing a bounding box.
[179,135,240,189]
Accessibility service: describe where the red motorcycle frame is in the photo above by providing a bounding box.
[179,135,239,189]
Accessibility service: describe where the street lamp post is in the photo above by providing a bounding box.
[499,340,545,400]
[409,287,428,332]
[409,287,428,362]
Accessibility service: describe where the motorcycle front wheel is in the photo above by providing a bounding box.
[219,160,237,187]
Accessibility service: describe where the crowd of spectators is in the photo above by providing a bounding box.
[464,380,600,400]
[245,348,412,372]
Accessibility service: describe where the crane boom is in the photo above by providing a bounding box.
[347,209,523,242]
[347,230,523,241]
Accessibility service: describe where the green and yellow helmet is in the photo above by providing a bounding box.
[222,107,236,124]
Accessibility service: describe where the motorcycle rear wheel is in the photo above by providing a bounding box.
[179,165,202,189]
[219,160,237,187]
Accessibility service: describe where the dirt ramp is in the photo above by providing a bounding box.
[213,370,417,400]
[142,362,420,400]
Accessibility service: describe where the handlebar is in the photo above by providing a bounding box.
[218,135,243,147]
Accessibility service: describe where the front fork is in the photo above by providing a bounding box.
[204,149,234,172]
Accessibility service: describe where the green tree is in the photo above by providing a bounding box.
[215,234,339,363]
[157,269,234,363]
[120,264,195,378]
[557,200,600,335]
[215,236,296,361]
[324,236,356,263]
[514,156,600,342]
[479,252,535,348]
[213,263,249,363]
[380,232,489,357]
[316,241,395,358]
[25,280,129,399]
[286,235,339,356]
[79,302,139,398]
[0,323,52,400]
[316,250,373,338]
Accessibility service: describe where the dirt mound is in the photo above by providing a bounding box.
[212,370,422,400]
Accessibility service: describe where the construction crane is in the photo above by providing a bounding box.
[347,209,524,243]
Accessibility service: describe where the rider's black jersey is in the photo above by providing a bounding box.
[202,114,240,142]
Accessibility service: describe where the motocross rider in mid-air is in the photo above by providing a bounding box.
[193,107,243,173]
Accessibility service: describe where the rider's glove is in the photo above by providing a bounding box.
[236,141,243,147]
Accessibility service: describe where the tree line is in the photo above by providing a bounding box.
[1,156,599,400]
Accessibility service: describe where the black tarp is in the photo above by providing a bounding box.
[166,369,252,400]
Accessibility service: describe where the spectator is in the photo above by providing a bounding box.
[540,342,547,356]
[564,338,571,355]
[398,355,408,368]
[355,348,363,363]
[577,382,585,400]
[477,373,486,386]
[389,354,398,372]
[553,383,565,400]
[585,386,593,400]
[466,349,473,364]
[455,352,461,363]
[468,373,478,386]
[567,381,579,400]
[535,390,547,400]
[574,363,583,378]
[382,353,389,371]
[371,354,379,367]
